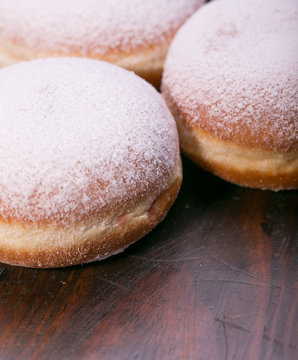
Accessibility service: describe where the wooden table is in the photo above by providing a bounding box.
[0,157,297,360]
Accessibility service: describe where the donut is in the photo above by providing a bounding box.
[0,0,204,86]
[0,58,182,268]
[162,0,298,190]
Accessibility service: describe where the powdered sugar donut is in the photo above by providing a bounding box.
[162,0,298,190]
[0,0,204,86]
[0,58,182,268]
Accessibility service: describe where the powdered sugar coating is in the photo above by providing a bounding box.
[162,0,298,152]
[0,58,179,223]
[0,0,204,55]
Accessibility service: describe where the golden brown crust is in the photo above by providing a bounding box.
[185,148,298,191]
[0,163,182,268]
[0,160,172,225]
[162,82,298,153]
[183,127,298,190]
[0,33,170,87]
[163,94,298,190]
[190,105,298,153]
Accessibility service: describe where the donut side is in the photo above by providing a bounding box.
[178,117,297,190]
[0,35,170,87]
[0,160,182,268]
[162,89,298,190]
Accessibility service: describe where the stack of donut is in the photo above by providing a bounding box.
[0,0,297,268]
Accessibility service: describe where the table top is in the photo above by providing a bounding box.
[0,156,297,360]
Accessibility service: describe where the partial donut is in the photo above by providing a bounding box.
[0,58,182,268]
[0,0,204,86]
[162,0,298,190]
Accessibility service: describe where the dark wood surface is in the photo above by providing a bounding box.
[0,157,297,360]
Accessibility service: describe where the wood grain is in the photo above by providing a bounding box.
[0,157,297,360]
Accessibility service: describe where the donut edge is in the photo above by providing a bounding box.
[182,130,298,191]
[0,35,170,87]
[0,160,182,268]
[163,95,298,191]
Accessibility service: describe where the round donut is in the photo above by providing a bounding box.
[0,58,182,268]
[0,0,204,86]
[162,0,298,190]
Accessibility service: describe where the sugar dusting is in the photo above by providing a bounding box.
[162,0,298,152]
[0,58,179,223]
[0,0,204,54]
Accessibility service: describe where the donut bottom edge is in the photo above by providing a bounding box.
[0,36,169,88]
[0,166,182,268]
[178,123,298,191]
